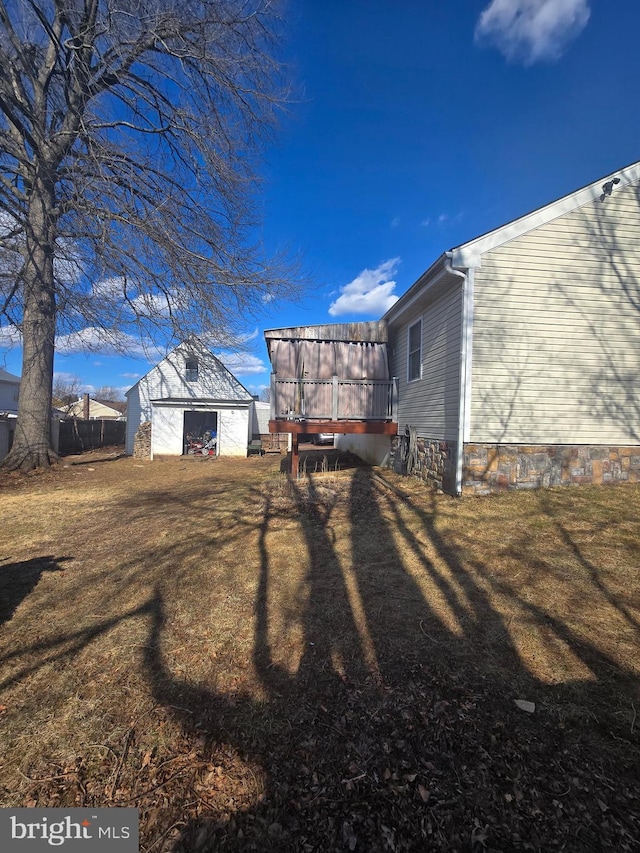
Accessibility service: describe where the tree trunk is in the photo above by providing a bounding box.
[2,177,57,471]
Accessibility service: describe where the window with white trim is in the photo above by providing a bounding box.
[185,357,199,382]
[407,319,422,381]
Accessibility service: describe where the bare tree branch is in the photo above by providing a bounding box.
[0,0,298,470]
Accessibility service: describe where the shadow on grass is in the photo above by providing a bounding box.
[133,467,639,852]
[2,465,637,850]
[0,556,72,627]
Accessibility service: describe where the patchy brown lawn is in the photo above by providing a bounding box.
[0,449,638,851]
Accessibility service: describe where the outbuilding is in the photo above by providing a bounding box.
[125,338,254,458]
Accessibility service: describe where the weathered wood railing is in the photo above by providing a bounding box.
[270,376,397,422]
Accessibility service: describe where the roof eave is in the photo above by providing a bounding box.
[449,159,640,267]
[382,253,450,323]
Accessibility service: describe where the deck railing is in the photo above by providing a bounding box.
[270,376,397,422]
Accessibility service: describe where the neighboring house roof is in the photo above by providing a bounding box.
[67,398,125,419]
[0,368,20,384]
[95,399,127,414]
[385,159,640,321]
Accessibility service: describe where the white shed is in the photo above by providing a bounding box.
[125,338,254,458]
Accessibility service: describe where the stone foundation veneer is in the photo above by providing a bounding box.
[463,444,640,496]
[389,435,456,494]
[387,439,640,496]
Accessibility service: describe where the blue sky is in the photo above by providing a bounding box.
[3,0,640,398]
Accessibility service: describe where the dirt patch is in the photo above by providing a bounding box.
[0,453,638,851]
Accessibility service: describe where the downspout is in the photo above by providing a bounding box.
[444,254,473,496]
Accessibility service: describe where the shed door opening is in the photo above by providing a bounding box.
[183,411,218,456]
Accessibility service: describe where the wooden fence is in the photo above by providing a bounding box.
[57,419,126,455]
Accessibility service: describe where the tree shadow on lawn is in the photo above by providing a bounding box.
[0,556,72,627]
[135,468,639,852]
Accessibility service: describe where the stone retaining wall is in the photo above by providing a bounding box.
[463,444,640,495]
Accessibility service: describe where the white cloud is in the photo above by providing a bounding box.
[390,217,401,229]
[475,0,590,64]
[218,352,268,376]
[0,325,22,348]
[420,218,431,228]
[328,258,401,318]
[92,277,125,301]
[129,291,176,318]
[1,322,160,360]
[56,326,151,357]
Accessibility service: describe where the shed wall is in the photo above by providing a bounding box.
[151,404,250,457]
[125,386,146,455]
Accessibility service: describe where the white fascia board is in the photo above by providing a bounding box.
[150,398,250,407]
[383,254,449,324]
[450,160,640,268]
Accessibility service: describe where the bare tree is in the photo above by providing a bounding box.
[0,0,295,470]
[51,374,82,412]
[92,385,124,402]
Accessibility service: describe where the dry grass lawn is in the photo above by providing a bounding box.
[0,449,638,851]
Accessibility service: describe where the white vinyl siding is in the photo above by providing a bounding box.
[0,376,20,415]
[470,180,640,444]
[125,340,253,456]
[151,404,250,457]
[390,282,463,440]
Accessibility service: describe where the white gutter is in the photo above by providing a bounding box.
[444,253,473,496]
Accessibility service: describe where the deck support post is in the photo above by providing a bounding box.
[291,432,299,476]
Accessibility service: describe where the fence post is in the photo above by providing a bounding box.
[270,373,276,420]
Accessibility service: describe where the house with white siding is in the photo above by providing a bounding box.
[0,368,20,459]
[125,338,255,458]
[337,160,640,494]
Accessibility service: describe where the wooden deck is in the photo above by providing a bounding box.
[269,418,398,474]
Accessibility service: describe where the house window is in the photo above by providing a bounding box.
[185,357,199,382]
[407,319,422,381]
